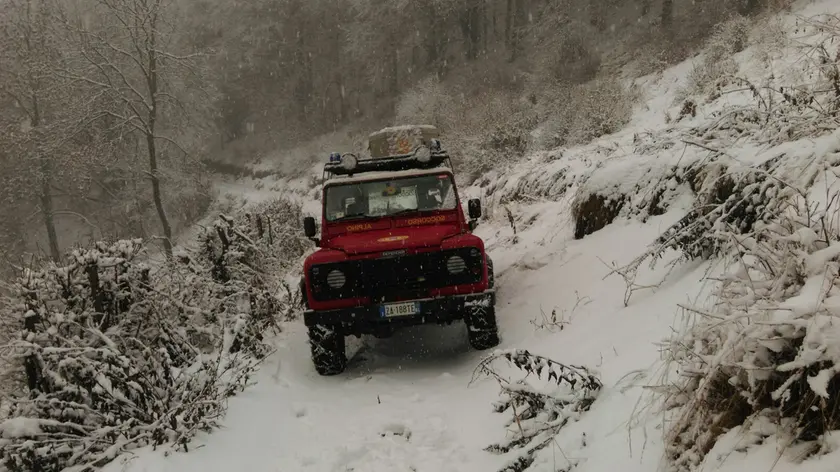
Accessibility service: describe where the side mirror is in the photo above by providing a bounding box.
[468,198,482,220]
[303,216,317,239]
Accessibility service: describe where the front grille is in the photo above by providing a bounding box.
[310,248,483,302]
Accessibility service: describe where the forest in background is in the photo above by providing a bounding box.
[0,0,786,275]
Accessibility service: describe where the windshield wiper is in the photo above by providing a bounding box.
[389,208,435,217]
[332,213,369,222]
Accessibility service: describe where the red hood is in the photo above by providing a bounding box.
[325,223,462,255]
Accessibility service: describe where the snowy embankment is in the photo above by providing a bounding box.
[104,2,840,472]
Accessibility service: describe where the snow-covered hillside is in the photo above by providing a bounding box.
[98,2,840,472]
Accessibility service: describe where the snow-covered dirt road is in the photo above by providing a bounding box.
[103,194,717,472]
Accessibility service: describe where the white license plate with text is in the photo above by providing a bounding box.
[380,301,420,318]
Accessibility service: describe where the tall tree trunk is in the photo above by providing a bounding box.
[505,0,514,51]
[661,0,674,30]
[24,0,60,261]
[491,0,498,44]
[460,3,483,61]
[39,158,60,262]
[32,95,60,262]
[509,0,527,61]
[146,2,173,259]
[483,2,489,57]
[425,9,443,77]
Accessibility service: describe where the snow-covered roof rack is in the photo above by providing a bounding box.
[368,125,440,158]
[322,125,454,181]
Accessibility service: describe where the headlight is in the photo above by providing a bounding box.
[446,255,466,274]
[326,269,346,289]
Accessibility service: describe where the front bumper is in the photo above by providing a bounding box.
[303,290,495,336]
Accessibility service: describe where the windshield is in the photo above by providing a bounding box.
[324,173,457,222]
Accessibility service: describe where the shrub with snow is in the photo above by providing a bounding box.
[675,15,751,103]
[573,14,840,469]
[600,39,840,468]
[197,197,309,320]
[654,174,840,470]
[536,78,637,150]
[0,221,300,471]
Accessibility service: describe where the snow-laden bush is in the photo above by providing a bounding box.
[0,232,288,471]
[569,141,698,241]
[675,15,751,104]
[570,12,840,247]
[593,18,840,465]
[473,349,602,472]
[653,173,840,470]
[531,23,602,86]
[0,282,24,419]
[599,93,840,471]
[537,78,637,149]
[197,197,309,321]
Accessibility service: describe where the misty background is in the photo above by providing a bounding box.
[0,0,783,276]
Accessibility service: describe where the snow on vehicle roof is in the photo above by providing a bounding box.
[368,124,438,138]
[323,167,453,187]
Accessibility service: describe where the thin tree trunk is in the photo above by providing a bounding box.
[39,158,61,262]
[661,0,674,30]
[32,96,60,262]
[505,0,514,50]
[483,2,489,57]
[24,0,60,261]
[146,1,173,259]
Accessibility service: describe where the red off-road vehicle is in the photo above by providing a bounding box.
[300,125,498,375]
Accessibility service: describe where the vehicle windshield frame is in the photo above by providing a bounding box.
[322,172,459,223]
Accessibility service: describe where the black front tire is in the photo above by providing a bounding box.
[487,257,495,289]
[467,306,500,350]
[308,325,347,376]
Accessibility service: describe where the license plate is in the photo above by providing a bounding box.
[380,301,420,318]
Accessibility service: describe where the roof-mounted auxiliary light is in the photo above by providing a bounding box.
[415,145,432,163]
[341,153,358,171]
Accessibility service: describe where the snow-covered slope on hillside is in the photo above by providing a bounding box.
[103,2,840,472]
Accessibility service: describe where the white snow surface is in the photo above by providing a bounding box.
[107,194,704,472]
[104,2,840,472]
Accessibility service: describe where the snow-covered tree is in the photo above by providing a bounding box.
[61,0,215,259]
[0,0,104,262]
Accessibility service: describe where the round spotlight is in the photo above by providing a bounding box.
[415,146,432,163]
[342,153,358,170]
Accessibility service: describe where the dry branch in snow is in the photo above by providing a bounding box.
[473,349,602,472]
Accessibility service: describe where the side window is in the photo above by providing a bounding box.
[441,179,456,209]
